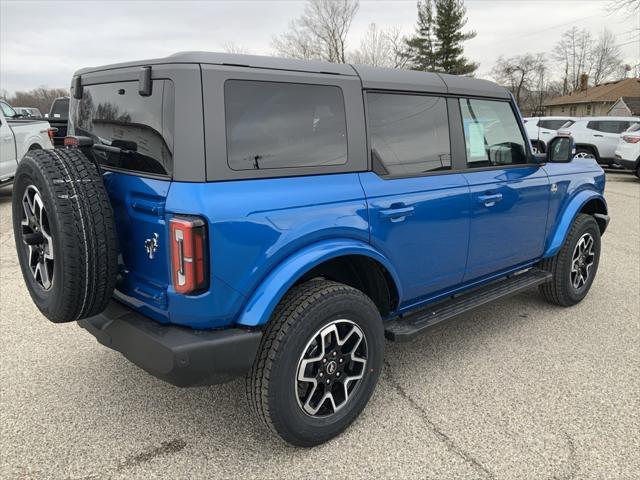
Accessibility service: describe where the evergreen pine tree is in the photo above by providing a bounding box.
[404,0,436,71]
[404,0,477,75]
[433,0,478,75]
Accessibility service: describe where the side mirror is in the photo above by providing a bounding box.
[547,135,575,163]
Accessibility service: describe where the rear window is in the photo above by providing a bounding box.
[74,81,174,176]
[50,98,69,119]
[224,80,347,171]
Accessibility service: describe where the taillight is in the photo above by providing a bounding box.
[63,136,78,147]
[48,129,56,142]
[169,216,208,295]
[623,135,640,144]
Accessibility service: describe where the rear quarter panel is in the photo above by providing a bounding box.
[165,173,369,328]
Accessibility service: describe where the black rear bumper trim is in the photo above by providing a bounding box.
[78,301,262,387]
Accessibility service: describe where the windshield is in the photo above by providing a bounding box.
[0,101,18,118]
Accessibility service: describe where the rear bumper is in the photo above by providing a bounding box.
[79,301,262,387]
[614,155,638,171]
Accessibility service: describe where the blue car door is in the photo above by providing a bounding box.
[359,92,470,306]
[458,98,550,281]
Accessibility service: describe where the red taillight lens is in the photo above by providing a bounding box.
[623,135,640,144]
[63,136,78,146]
[48,129,56,142]
[169,216,208,295]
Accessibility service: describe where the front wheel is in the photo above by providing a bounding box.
[247,280,384,447]
[539,214,601,306]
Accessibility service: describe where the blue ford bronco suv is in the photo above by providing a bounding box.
[12,52,608,447]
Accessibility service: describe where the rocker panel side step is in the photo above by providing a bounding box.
[384,268,552,342]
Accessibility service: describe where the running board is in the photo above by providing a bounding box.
[384,268,552,342]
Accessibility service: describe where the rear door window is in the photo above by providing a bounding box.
[224,80,347,170]
[587,120,632,134]
[459,99,528,168]
[366,93,451,176]
[74,80,174,176]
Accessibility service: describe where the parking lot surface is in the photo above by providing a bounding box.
[1,172,638,479]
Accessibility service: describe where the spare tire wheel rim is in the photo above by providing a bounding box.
[20,185,54,290]
[295,319,368,418]
[570,232,595,290]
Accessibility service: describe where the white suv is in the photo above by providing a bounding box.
[524,116,576,153]
[614,122,640,177]
[564,116,640,166]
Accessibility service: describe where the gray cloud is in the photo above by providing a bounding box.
[1,0,637,94]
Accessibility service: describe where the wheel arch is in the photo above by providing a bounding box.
[543,191,608,258]
[236,239,402,327]
[574,143,600,161]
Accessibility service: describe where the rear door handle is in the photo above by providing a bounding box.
[593,134,604,137]
[478,193,503,207]
[379,205,415,221]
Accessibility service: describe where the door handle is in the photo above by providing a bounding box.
[593,134,603,137]
[379,205,415,221]
[478,193,503,207]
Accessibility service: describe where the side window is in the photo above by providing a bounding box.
[540,119,570,130]
[224,80,347,171]
[366,93,450,176]
[588,121,630,134]
[459,98,528,168]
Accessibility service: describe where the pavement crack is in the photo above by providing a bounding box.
[559,432,578,480]
[384,360,496,480]
[117,438,187,471]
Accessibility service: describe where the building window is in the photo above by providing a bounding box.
[586,104,592,115]
[570,106,576,116]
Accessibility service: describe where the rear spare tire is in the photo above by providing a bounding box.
[12,149,118,323]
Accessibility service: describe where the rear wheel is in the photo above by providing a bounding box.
[575,147,596,160]
[12,149,118,323]
[247,279,384,447]
[539,214,601,307]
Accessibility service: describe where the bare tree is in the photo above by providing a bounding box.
[5,87,69,114]
[607,0,639,12]
[491,53,549,113]
[350,23,408,68]
[272,0,359,63]
[590,29,623,84]
[491,53,544,105]
[221,42,250,54]
[553,27,593,94]
[384,26,410,69]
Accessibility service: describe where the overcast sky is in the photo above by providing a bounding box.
[1,0,638,95]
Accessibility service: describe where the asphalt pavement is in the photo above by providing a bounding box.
[1,171,638,479]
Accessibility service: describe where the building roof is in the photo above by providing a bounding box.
[74,51,509,99]
[613,96,640,116]
[543,78,640,106]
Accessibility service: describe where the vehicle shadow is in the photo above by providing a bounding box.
[70,288,555,461]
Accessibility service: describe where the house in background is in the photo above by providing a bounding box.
[543,76,640,117]
[608,96,640,117]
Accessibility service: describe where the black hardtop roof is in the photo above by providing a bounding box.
[74,51,509,99]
